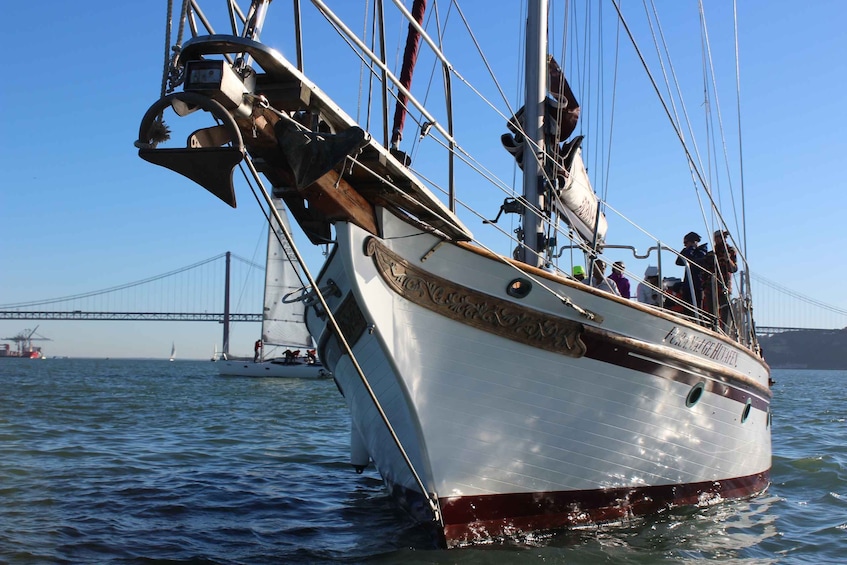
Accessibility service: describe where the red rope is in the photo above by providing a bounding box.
[390,0,428,149]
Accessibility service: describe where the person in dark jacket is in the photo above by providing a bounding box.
[676,231,708,312]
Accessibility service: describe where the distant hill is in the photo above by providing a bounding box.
[758,328,847,369]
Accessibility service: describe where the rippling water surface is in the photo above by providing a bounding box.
[0,361,844,563]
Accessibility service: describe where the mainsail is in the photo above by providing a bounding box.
[261,199,313,353]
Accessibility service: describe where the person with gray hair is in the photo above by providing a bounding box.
[587,259,621,296]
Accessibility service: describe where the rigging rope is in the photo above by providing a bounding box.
[160,0,174,98]
[239,152,444,524]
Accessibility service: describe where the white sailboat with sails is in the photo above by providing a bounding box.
[137,0,772,547]
[218,197,329,379]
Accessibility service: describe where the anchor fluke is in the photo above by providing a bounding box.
[275,124,367,190]
[135,92,245,207]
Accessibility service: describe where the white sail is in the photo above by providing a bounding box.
[261,199,313,353]
[554,149,608,244]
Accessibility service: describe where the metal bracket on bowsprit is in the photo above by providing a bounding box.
[134,91,246,208]
[483,197,526,224]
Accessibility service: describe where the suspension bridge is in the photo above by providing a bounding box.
[1,252,845,351]
[0,253,266,355]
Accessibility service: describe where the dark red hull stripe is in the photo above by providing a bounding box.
[439,470,770,546]
[580,331,771,411]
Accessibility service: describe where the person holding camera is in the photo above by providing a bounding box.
[701,230,738,331]
[676,231,708,312]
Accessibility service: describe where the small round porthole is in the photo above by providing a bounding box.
[507,278,532,298]
[741,398,752,423]
[686,382,705,407]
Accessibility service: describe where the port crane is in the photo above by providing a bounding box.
[1,326,51,358]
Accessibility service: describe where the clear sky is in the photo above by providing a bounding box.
[1,1,845,360]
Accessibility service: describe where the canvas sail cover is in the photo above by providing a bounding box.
[554,148,608,244]
[262,199,314,350]
[501,56,607,246]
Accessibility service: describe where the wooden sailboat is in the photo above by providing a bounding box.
[137,0,771,547]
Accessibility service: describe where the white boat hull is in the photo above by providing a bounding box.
[218,359,330,379]
[308,210,771,546]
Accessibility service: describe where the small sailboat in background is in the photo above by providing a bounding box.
[217,196,329,379]
[168,342,176,362]
[210,344,219,362]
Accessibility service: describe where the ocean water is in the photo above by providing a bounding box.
[0,361,844,564]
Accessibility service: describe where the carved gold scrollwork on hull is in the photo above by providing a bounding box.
[365,237,586,358]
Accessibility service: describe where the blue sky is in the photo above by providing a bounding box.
[1,1,845,359]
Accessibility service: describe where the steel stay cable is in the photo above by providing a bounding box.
[611,0,739,253]
[240,154,442,523]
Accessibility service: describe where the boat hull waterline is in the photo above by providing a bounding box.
[308,214,771,547]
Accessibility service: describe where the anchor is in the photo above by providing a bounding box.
[135,91,245,207]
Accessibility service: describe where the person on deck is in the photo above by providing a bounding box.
[253,339,262,363]
[676,231,708,312]
[701,230,738,330]
[637,266,662,307]
[610,261,631,299]
[587,260,621,296]
[572,265,587,282]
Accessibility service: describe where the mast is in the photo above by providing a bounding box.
[522,0,547,268]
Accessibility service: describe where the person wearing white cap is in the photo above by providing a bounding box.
[637,266,662,306]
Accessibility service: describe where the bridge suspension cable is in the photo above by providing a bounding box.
[750,272,847,330]
[0,253,262,309]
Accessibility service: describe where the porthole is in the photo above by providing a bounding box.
[507,278,532,298]
[766,409,772,428]
[741,398,752,423]
[685,382,705,407]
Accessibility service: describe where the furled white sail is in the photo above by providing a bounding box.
[554,149,608,245]
[261,199,313,352]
